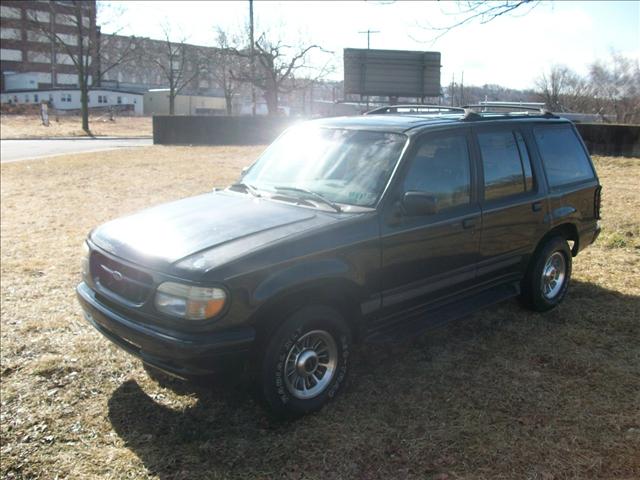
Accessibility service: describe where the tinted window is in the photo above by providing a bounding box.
[478,130,532,201]
[534,125,594,187]
[403,134,471,210]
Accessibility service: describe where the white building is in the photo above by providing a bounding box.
[0,88,143,115]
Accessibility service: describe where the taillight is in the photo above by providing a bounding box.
[594,186,602,220]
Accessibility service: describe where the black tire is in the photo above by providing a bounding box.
[259,305,351,417]
[520,236,572,312]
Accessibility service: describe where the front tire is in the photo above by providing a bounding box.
[520,236,572,312]
[259,305,351,417]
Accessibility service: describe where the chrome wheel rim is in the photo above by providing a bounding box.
[283,330,338,400]
[542,251,566,299]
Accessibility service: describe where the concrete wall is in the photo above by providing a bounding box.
[575,123,640,157]
[153,116,640,158]
[153,115,298,145]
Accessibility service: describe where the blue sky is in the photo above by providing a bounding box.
[102,0,640,90]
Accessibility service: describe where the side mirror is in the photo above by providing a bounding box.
[402,191,438,216]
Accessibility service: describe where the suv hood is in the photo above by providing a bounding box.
[90,191,335,271]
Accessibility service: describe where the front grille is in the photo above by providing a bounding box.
[90,251,153,304]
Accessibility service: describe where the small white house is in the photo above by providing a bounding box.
[0,88,144,115]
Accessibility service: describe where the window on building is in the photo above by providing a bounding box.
[13,95,18,103]
[478,130,534,201]
[67,94,72,102]
[25,95,30,103]
[117,96,122,104]
[34,94,39,102]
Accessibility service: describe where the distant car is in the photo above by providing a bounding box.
[77,105,601,416]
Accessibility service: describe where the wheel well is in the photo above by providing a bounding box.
[539,223,580,257]
[250,281,364,348]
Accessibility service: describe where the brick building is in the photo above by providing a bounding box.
[0,0,98,91]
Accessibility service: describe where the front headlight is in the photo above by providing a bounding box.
[154,282,227,320]
[81,242,90,280]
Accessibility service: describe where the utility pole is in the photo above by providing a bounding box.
[358,29,379,111]
[450,73,455,107]
[358,29,380,49]
[249,0,256,116]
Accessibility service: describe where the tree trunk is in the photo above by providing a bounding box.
[225,94,233,115]
[80,76,90,134]
[264,88,278,116]
[169,89,176,115]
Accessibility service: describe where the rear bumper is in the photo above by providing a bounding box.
[76,282,255,379]
[576,221,601,254]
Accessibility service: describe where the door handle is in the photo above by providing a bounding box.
[532,201,543,212]
[462,218,476,229]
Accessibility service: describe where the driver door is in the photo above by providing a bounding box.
[378,128,482,317]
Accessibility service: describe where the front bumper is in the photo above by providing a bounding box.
[76,282,255,379]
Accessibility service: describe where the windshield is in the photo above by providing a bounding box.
[241,126,407,208]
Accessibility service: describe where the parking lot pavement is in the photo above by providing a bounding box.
[0,137,153,163]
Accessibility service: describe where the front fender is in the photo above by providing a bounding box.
[253,258,354,303]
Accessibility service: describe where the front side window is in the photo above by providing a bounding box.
[478,130,533,201]
[534,125,594,188]
[242,126,407,208]
[402,133,471,211]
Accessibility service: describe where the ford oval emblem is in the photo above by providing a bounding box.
[112,270,124,281]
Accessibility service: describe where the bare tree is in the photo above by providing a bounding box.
[146,24,204,115]
[231,32,334,115]
[534,65,591,112]
[589,53,640,124]
[207,27,245,115]
[26,1,136,133]
[417,0,539,41]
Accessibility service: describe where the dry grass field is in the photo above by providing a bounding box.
[1,147,639,480]
[0,114,152,139]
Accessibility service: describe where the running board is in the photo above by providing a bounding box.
[365,282,520,344]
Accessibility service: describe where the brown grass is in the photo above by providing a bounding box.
[1,150,639,480]
[0,114,152,139]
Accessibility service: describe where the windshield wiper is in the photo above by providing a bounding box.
[273,186,342,212]
[229,182,261,197]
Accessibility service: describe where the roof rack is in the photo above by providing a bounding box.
[471,101,545,111]
[364,104,466,115]
[464,101,556,116]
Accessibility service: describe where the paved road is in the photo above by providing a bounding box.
[1,137,153,163]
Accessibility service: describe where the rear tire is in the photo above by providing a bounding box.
[259,305,351,417]
[520,236,572,312]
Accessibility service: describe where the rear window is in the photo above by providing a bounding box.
[533,125,594,188]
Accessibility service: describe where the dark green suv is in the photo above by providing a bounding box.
[77,105,601,415]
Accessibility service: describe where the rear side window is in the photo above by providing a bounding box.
[403,133,471,211]
[534,125,594,188]
[478,130,534,201]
